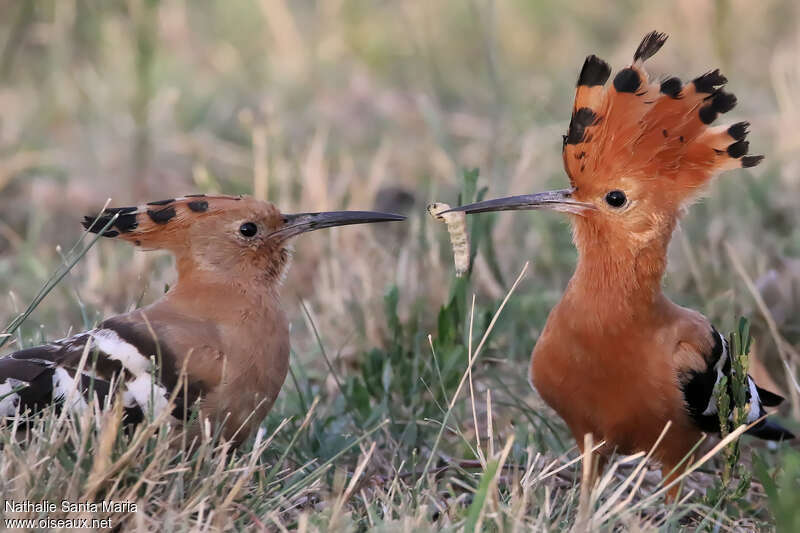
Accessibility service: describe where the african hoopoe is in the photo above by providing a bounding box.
[446,32,794,492]
[0,195,403,444]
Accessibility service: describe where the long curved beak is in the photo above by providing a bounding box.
[440,189,595,216]
[271,210,405,241]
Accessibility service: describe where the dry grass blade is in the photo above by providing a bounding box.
[266,396,320,483]
[594,422,672,522]
[573,433,595,532]
[265,419,389,508]
[215,427,271,528]
[628,422,751,512]
[329,441,377,528]
[87,399,124,488]
[782,360,800,395]
[467,293,486,468]
[81,363,189,500]
[528,440,606,485]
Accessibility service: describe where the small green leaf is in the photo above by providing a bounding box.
[464,459,500,533]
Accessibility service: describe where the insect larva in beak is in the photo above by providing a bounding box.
[427,202,470,277]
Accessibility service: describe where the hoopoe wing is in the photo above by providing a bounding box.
[679,327,794,441]
[0,331,111,417]
[0,311,212,423]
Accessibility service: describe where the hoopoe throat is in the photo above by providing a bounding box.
[567,217,673,322]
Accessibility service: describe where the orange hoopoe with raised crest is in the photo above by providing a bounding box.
[0,195,403,444]
[446,32,794,493]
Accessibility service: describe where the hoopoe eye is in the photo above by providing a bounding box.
[239,222,258,237]
[605,190,627,208]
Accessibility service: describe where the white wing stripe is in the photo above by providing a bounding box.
[0,381,20,416]
[701,331,729,416]
[746,376,761,424]
[123,374,170,417]
[700,331,765,424]
[52,367,89,412]
[89,329,151,376]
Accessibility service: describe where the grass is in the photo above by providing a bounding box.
[0,1,799,530]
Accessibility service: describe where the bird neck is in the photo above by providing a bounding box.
[169,263,283,321]
[565,221,672,326]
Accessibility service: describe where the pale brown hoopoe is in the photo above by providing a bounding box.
[0,195,403,444]
[446,32,794,496]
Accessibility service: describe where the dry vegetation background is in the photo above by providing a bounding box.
[0,0,799,530]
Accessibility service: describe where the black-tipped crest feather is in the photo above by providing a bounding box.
[577,55,611,86]
[565,108,599,145]
[613,68,641,93]
[693,70,727,93]
[82,207,139,236]
[660,77,682,98]
[698,105,718,125]
[741,155,764,168]
[633,31,668,62]
[728,122,749,140]
[711,91,737,113]
[727,140,749,158]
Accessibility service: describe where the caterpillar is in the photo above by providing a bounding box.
[427,202,470,277]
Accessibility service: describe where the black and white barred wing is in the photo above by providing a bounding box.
[0,325,174,422]
[680,328,794,441]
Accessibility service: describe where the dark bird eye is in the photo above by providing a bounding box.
[239,222,258,237]
[605,190,627,208]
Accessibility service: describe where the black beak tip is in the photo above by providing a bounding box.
[338,210,406,223]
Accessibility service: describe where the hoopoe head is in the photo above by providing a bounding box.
[83,195,404,284]
[445,31,762,253]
